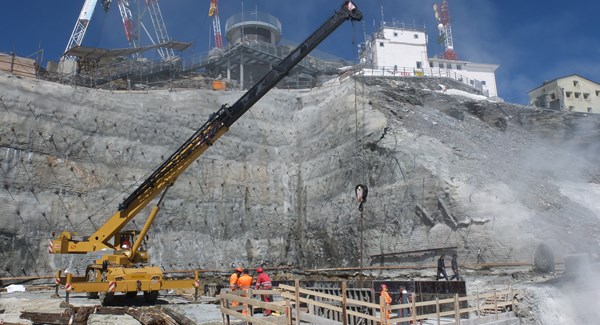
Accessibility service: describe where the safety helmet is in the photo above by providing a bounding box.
[257,267,264,273]
[235,267,243,273]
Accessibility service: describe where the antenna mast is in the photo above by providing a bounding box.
[433,0,459,60]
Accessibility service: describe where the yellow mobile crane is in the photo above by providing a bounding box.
[50,1,362,305]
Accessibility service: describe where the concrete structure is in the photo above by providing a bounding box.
[200,11,348,89]
[528,74,600,113]
[359,23,500,98]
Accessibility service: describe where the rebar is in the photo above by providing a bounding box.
[114,173,126,190]
[0,95,8,112]
[52,111,64,128]
[20,157,32,181]
[4,183,15,200]
[55,190,69,213]
[64,214,76,231]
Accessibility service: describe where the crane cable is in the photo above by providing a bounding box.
[352,21,368,209]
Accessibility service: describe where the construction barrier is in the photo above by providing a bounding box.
[218,280,517,325]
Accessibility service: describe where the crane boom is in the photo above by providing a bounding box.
[117,0,138,48]
[52,0,361,257]
[209,0,223,49]
[50,1,361,304]
[64,0,100,60]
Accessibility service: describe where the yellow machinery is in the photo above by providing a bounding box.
[50,1,362,305]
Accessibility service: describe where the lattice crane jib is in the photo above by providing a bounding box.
[146,0,175,60]
[209,0,224,49]
[117,0,138,49]
[64,0,101,60]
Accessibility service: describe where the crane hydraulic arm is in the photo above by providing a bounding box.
[51,1,362,255]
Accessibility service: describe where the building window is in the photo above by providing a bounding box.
[416,61,422,69]
[568,106,574,111]
[575,92,581,98]
[596,90,600,96]
[583,93,590,99]
[566,91,572,98]
[456,64,462,70]
[588,107,592,112]
[470,80,474,85]
[393,32,398,37]
[414,34,419,39]
[481,81,487,85]
[550,93,556,100]
[379,42,384,47]
[429,61,434,68]
[439,63,444,68]
[573,80,579,86]
[447,63,453,69]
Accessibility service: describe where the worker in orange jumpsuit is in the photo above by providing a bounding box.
[255,267,273,316]
[229,267,243,307]
[236,268,254,315]
[380,284,392,324]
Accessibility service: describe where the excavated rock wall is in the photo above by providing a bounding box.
[0,71,599,277]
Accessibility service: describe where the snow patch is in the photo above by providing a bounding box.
[559,182,600,219]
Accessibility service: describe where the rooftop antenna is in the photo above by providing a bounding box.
[433,0,459,60]
[380,4,384,28]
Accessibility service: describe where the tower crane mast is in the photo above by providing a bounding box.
[64,0,111,60]
[116,0,138,49]
[209,0,223,49]
[146,0,175,59]
[433,0,459,60]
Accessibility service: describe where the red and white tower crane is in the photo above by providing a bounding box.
[116,0,138,49]
[208,0,223,49]
[433,0,459,60]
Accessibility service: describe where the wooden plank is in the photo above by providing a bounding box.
[158,306,196,325]
[219,306,280,325]
[218,293,287,313]
[20,311,71,324]
[0,54,35,64]
[279,284,342,301]
[281,292,343,313]
[345,309,380,322]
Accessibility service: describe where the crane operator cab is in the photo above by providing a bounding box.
[118,230,141,252]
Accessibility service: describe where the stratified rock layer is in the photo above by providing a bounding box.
[1,72,599,276]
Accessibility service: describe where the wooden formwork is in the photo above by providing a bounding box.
[218,280,517,325]
[0,53,37,78]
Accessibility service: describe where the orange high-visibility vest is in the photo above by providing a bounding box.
[237,274,253,290]
[229,273,239,290]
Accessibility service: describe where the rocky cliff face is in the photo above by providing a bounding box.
[1,72,599,276]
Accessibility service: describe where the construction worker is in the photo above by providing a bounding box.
[237,268,254,315]
[436,255,449,281]
[450,253,460,281]
[229,267,243,307]
[380,284,392,324]
[255,267,273,316]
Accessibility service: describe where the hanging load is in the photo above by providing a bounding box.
[355,184,368,211]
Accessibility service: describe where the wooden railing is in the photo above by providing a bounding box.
[218,280,516,325]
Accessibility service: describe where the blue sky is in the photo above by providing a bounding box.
[1,0,599,104]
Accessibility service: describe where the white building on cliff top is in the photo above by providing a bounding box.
[359,23,499,98]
